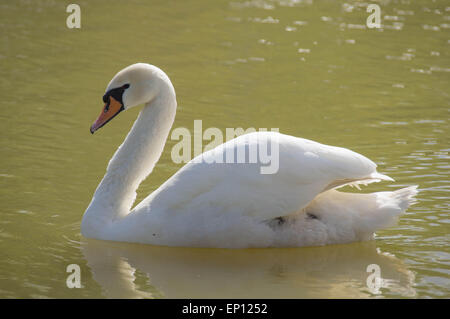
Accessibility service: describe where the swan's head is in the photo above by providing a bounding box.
[90,63,172,134]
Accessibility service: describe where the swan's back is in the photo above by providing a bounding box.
[137,132,376,214]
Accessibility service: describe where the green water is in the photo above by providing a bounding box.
[0,0,449,298]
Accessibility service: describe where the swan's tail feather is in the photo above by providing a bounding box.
[304,186,419,244]
[391,185,419,210]
[366,185,419,231]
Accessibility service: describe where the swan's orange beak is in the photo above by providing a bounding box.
[90,96,124,134]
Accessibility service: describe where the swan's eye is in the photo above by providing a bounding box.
[104,101,110,113]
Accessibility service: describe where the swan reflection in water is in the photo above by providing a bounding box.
[81,239,416,298]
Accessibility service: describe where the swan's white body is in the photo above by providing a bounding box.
[82,63,418,248]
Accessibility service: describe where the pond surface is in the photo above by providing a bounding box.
[0,0,448,298]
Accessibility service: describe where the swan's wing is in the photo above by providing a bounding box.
[134,132,389,222]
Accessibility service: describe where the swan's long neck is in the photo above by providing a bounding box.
[82,85,176,237]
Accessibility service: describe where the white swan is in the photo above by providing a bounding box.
[82,63,418,248]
